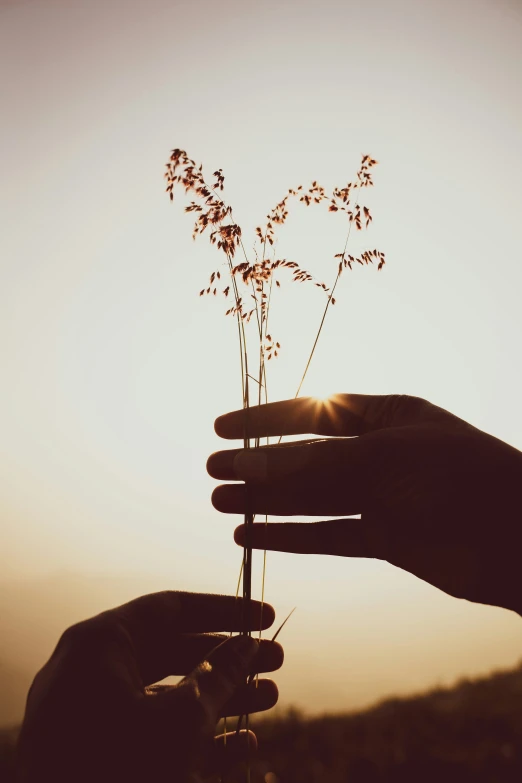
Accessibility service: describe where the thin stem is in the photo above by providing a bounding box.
[264,273,275,340]
[225,253,247,407]
[258,546,268,645]
[224,202,261,342]
[242,355,253,637]
[225,249,253,652]
[257,280,265,419]
[256,244,277,645]
[293,269,341,399]
[294,210,356,399]
[250,278,263,343]
[271,607,297,642]
[235,559,244,599]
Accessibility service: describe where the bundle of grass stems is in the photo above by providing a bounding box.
[165,149,385,779]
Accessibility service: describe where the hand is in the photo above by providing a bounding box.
[17,591,283,783]
[207,394,522,614]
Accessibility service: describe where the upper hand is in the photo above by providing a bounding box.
[17,591,283,783]
[207,394,522,614]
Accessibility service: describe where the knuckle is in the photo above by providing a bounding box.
[57,619,91,651]
[57,616,129,661]
[400,394,426,411]
[378,394,428,427]
[384,394,407,423]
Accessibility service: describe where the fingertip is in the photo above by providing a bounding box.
[211,485,227,512]
[246,677,279,710]
[269,640,284,671]
[243,728,258,753]
[214,412,237,439]
[211,484,245,514]
[214,415,226,438]
[206,452,215,476]
[206,451,220,478]
[263,678,279,704]
[258,602,275,630]
[235,522,268,551]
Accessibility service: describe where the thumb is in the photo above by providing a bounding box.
[184,634,259,727]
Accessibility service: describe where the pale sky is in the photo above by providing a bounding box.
[1,0,522,718]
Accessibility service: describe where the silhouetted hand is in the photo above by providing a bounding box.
[17,591,283,783]
[208,394,522,614]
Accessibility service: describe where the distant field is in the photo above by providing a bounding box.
[3,663,522,782]
[249,663,522,782]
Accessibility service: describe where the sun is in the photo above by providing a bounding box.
[310,393,334,405]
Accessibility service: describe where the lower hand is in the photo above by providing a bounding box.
[17,591,283,783]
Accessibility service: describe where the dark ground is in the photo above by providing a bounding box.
[3,663,522,782]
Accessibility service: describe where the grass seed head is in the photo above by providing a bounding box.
[165,150,386,324]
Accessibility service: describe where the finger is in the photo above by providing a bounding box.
[212,438,366,516]
[212,439,365,516]
[145,678,278,717]
[214,394,416,440]
[213,481,363,517]
[142,635,283,685]
[234,520,384,559]
[207,438,321,480]
[208,436,364,486]
[105,592,275,686]
[115,592,275,634]
[220,678,278,718]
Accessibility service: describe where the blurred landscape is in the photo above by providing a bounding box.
[250,664,522,782]
[3,662,522,782]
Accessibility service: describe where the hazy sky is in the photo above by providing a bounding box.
[1,0,522,717]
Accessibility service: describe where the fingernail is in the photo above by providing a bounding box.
[233,450,267,482]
